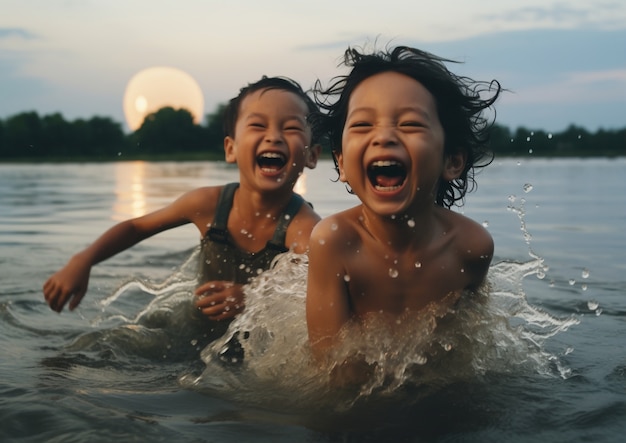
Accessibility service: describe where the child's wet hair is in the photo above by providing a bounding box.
[314,45,503,208]
[223,76,323,146]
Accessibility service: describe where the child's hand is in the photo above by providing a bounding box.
[195,281,245,321]
[42,256,92,313]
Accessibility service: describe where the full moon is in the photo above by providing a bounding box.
[122,66,205,131]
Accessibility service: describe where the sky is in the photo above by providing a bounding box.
[1,0,625,133]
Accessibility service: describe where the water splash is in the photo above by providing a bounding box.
[181,251,579,414]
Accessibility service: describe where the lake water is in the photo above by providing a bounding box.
[1,158,624,442]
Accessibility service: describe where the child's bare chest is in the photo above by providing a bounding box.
[345,248,466,316]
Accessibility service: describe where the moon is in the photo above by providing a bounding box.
[123,66,205,131]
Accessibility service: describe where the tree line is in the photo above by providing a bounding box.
[0,106,624,161]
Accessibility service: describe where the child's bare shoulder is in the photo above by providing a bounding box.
[171,185,224,217]
[310,207,362,248]
[447,210,492,248]
[442,209,494,274]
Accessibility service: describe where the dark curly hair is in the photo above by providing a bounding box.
[223,75,323,147]
[313,45,502,208]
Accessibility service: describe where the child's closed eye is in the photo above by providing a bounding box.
[350,121,373,128]
[400,120,425,128]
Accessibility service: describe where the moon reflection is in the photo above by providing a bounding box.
[113,161,147,220]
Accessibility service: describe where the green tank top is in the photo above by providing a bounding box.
[198,183,304,284]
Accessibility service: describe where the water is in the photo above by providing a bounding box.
[1,158,625,442]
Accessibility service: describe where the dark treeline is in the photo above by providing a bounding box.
[0,106,624,161]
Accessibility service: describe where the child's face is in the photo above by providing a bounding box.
[337,71,461,216]
[225,88,317,192]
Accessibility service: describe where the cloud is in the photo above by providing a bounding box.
[0,28,37,40]
[479,2,626,30]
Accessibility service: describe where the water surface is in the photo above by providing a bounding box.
[1,158,624,442]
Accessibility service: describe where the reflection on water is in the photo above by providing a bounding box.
[114,161,147,220]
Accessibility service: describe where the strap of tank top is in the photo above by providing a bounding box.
[266,193,305,252]
[207,183,238,244]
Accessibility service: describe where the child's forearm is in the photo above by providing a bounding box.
[74,220,151,266]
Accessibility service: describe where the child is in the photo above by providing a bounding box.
[306,46,502,359]
[44,76,322,326]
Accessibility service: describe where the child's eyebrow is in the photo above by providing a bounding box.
[347,106,435,121]
[245,112,307,123]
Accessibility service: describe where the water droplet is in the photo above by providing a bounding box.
[482,220,489,228]
[548,133,553,139]
[415,355,427,365]
[595,308,602,316]
[581,283,587,291]
[318,238,326,245]
[528,148,533,154]
[568,279,576,286]
[523,183,533,193]
[587,300,599,310]
[190,339,198,346]
[388,268,399,278]
[330,223,338,231]
[443,343,452,351]
[508,194,516,203]
[414,261,422,268]
[343,274,351,282]
[240,228,248,235]
[407,218,415,228]
[526,136,531,142]
[239,264,245,270]
[390,215,396,220]
[581,268,590,279]
[460,268,465,273]
[284,214,291,220]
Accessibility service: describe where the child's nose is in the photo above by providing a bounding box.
[372,125,399,147]
[264,127,284,144]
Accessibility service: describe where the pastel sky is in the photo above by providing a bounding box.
[2,0,625,133]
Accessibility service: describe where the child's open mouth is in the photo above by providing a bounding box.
[367,160,407,191]
[257,152,287,173]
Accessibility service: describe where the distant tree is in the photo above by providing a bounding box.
[41,113,73,156]
[204,103,227,154]
[129,107,208,155]
[1,106,624,160]
[83,116,127,156]
[2,111,44,157]
[488,124,514,156]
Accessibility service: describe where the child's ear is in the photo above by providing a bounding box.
[442,150,466,181]
[305,144,321,169]
[336,152,348,182]
[224,136,237,163]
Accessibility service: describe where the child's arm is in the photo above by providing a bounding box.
[305,218,352,360]
[43,189,207,313]
[459,216,494,292]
